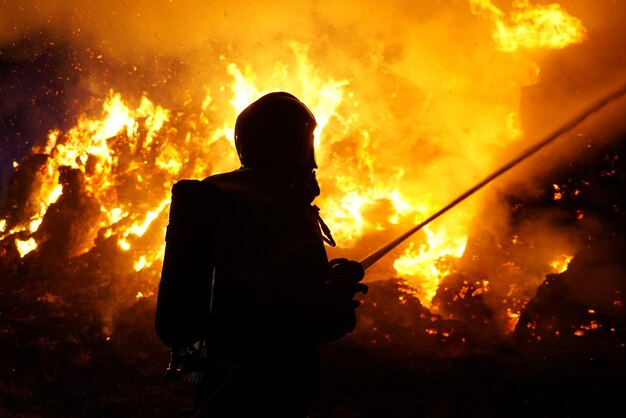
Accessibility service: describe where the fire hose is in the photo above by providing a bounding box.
[359,81,626,271]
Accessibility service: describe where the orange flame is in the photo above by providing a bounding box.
[550,254,573,274]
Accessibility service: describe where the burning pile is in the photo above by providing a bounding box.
[1,0,625,357]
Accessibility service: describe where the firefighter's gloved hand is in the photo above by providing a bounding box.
[328,258,368,299]
[319,259,367,341]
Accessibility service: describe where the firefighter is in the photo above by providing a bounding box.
[188,92,367,417]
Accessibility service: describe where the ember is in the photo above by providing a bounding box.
[1,1,626,416]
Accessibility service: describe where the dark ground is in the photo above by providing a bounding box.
[1,277,625,418]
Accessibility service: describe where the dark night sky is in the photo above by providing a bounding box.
[0,35,88,195]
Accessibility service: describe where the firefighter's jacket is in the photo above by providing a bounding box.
[156,167,356,361]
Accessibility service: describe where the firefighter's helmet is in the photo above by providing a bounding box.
[234,92,317,169]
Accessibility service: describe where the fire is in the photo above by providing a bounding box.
[550,254,573,274]
[1,91,175,265]
[16,238,37,257]
[505,308,521,333]
[393,225,467,302]
[0,0,599,341]
[322,182,417,244]
[0,44,350,272]
[574,320,602,337]
[134,257,148,272]
[470,0,587,52]
[135,290,153,299]
[552,184,563,200]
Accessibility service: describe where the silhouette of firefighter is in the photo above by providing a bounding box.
[155,92,367,417]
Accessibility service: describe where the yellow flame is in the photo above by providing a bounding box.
[137,96,170,148]
[118,238,131,252]
[97,92,137,141]
[126,199,169,239]
[155,144,184,176]
[16,238,37,257]
[393,225,468,303]
[470,0,587,52]
[107,207,128,224]
[134,256,147,272]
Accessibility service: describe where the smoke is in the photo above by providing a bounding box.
[5,0,623,191]
[1,1,442,51]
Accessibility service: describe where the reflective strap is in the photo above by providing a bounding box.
[310,205,336,247]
